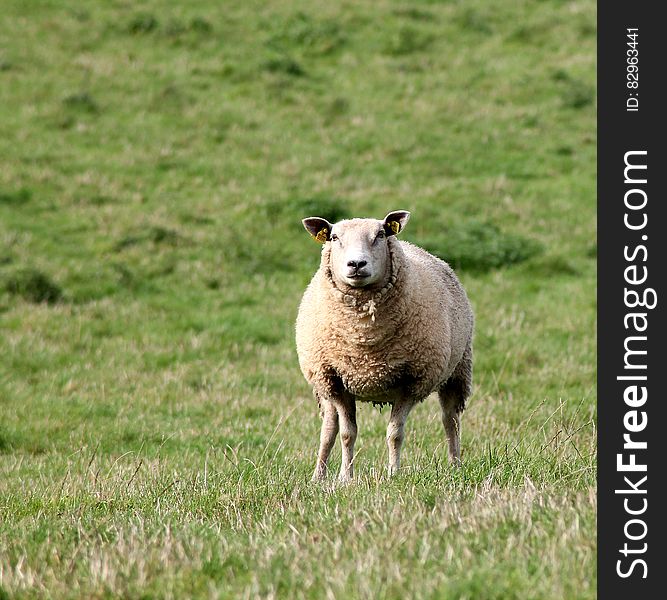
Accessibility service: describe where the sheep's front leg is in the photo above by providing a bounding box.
[386,399,415,476]
[335,395,357,483]
[312,398,339,481]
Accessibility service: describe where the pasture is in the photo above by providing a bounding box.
[0,1,596,598]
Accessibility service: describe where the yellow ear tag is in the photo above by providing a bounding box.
[314,228,328,243]
[389,221,400,235]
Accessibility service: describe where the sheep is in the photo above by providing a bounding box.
[296,210,474,482]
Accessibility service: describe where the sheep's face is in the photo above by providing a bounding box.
[303,211,410,290]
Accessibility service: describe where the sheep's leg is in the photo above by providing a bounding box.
[386,400,415,476]
[439,345,472,466]
[312,398,339,481]
[335,395,357,483]
[439,389,461,466]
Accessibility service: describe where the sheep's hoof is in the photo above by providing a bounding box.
[312,469,326,482]
[388,464,399,477]
[338,473,353,485]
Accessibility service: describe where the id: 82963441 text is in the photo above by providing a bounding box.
[626,28,639,112]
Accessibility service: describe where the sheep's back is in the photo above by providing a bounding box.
[399,241,474,358]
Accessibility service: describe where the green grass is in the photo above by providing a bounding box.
[0,0,595,598]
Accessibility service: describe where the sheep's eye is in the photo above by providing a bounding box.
[331,233,339,242]
[374,230,385,243]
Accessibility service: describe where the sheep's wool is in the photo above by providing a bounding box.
[296,237,474,406]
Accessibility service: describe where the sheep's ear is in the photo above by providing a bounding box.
[302,217,333,243]
[383,210,410,236]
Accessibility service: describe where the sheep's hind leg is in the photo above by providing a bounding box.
[335,394,357,483]
[439,344,472,466]
[438,377,469,466]
[386,399,416,476]
[438,388,461,466]
[313,397,339,481]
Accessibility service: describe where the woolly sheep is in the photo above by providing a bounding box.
[296,210,474,481]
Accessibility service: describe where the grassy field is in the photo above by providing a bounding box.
[0,1,596,598]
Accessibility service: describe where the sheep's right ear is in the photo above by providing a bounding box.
[302,217,333,243]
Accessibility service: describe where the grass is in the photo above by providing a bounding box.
[0,0,595,598]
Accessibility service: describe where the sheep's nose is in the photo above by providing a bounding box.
[347,260,367,269]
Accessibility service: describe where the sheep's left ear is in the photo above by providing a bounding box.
[383,210,411,236]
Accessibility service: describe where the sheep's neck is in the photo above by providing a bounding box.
[323,241,405,323]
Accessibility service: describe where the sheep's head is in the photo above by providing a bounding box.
[303,210,410,289]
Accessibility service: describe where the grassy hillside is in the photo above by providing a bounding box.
[0,1,596,598]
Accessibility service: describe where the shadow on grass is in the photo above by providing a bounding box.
[3,268,62,304]
[0,187,32,206]
[418,220,543,273]
[266,195,351,224]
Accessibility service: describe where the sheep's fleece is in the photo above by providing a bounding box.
[296,211,474,480]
